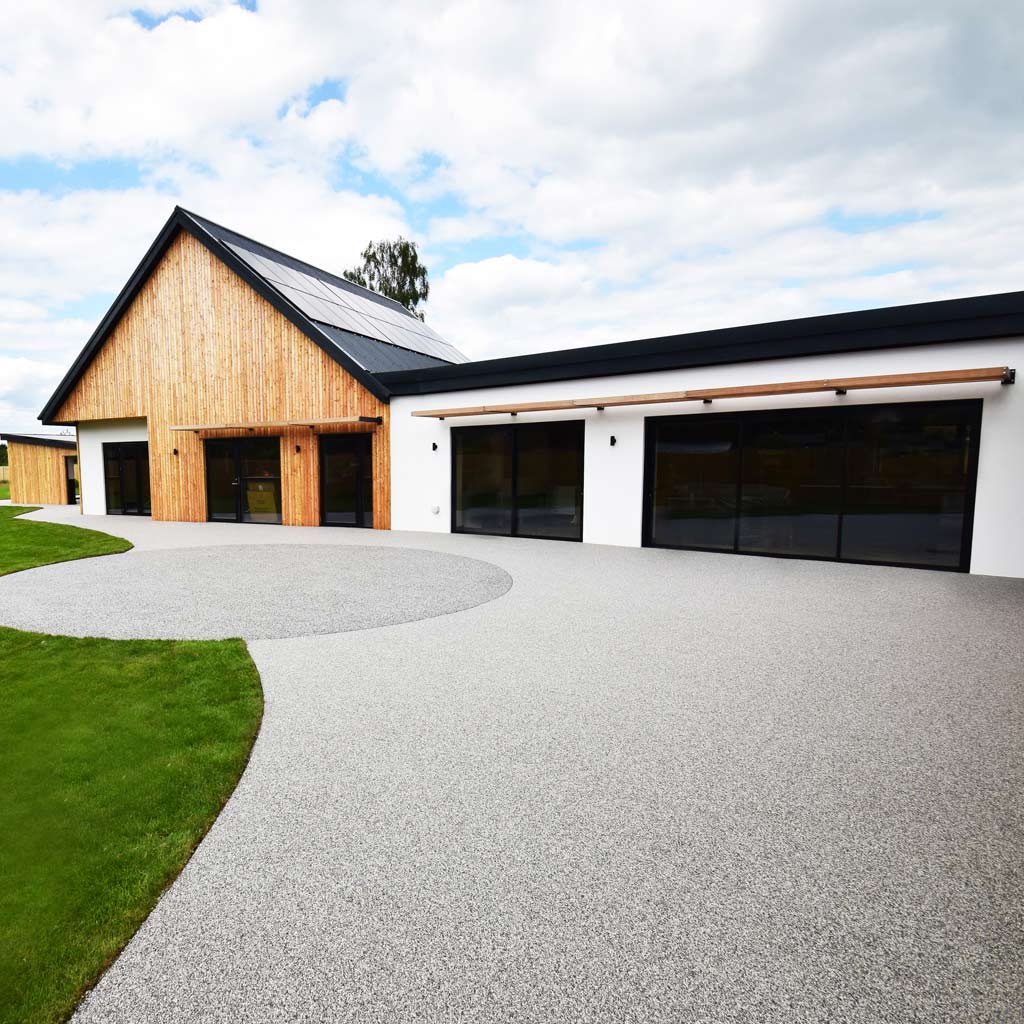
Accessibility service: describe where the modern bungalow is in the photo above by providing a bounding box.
[33,207,1024,577]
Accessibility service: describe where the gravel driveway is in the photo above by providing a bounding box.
[5,508,1022,1023]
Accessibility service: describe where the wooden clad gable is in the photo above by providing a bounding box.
[51,230,390,527]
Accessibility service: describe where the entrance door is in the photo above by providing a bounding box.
[319,433,373,527]
[205,437,282,524]
[64,455,78,505]
[102,442,150,515]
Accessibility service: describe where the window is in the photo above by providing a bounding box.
[452,421,584,541]
[644,400,981,571]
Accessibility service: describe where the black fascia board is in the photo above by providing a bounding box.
[1,433,77,450]
[39,207,391,424]
[377,290,1024,396]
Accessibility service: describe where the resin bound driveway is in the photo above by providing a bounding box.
[4,506,1023,1023]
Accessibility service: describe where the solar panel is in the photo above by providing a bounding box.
[224,238,468,364]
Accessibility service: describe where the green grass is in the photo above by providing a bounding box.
[0,481,10,500]
[0,507,264,1024]
[0,505,133,576]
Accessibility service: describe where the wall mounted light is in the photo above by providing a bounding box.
[295,445,301,453]
[703,398,713,405]
[432,442,438,451]
[172,448,179,456]
[610,435,617,446]
[835,389,847,396]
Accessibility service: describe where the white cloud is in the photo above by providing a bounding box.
[1,0,1023,427]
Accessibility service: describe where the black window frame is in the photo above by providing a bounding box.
[641,398,983,572]
[318,432,373,528]
[102,441,151,516]
[204,436,283,525]
[450,420,586,542]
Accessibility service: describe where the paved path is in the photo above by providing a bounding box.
[5,506,1024,1023]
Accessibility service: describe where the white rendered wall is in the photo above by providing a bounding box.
[77,419,149,515]
[390,337,1024,578]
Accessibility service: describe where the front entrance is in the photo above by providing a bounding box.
[64,455,78,505]
[319,433,373,527]
[206,437,282,524]
[103,442,150,515]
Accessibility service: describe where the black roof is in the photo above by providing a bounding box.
[1,433,76,450]
[39,207,466,422]
[379,288,1024,396]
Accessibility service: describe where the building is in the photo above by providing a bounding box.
[1,433,78,505]
[38,209,1023,577]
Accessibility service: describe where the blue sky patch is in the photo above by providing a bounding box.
[0,156,143,194]
[824,207,942,234]
[130,8,203,30]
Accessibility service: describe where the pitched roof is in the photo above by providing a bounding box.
[39,207,467,422]
[1,432,77,450]
[378,288,1024,396]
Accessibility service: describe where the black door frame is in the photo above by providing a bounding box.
[641,398,983,572]
[318,432,373,528]
[450,420,586,542]
[64,455,78,505]
[204,436,283,524]
[102,441,150,516]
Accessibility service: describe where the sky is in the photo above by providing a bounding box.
[2,0,1023,432]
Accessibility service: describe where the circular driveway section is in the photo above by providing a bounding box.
[0,544,512,640]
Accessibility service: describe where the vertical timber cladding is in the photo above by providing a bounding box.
[8,442,69,505]
[49,232,391,528]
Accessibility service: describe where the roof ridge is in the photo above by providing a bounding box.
[176,207,420,321]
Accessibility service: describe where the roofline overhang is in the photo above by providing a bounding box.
[1,432,77,450]
[377,289,1024,397]
[38,207,392,424]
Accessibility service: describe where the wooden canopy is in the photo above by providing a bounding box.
[170,415,383,433]
[412,366,1014,419]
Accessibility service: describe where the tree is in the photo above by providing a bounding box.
[343,237,429,320]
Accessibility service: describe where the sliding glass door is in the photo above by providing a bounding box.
[205,437,282,524]
[103,442,150,515]
[453,421,584,541]
[644,400,981,571]
[319,433,373,527]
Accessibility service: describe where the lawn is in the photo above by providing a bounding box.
[0,511,263,1024]
[0,481,10,500]
[0,505,133,576]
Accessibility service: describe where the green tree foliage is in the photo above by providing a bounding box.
[0,444,7,468]
[343,237,430,320]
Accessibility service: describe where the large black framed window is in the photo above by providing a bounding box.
[643,399,982,571]
[103,442,150,516]
[452,421,584,541]
[205,437,282,524]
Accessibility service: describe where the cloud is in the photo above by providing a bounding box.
[1,0,1023,427]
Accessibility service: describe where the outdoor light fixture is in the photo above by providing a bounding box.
[610,435,617,446]
[172,448,178,456]
[703,398,713,405]
[432,442,438,451]
[295,445,301,454]
[835,389,847,396]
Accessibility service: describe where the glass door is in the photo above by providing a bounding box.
[452,422,585,541]
[319,433,373,527]
[204,437,282,524]
[64,455,78,505]
[102,442,150,515]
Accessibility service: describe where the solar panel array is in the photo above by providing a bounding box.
[225,242,468,364]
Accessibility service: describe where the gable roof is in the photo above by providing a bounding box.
[378,288,1024,396]
[39,207,466,422]
[1,432,77,451]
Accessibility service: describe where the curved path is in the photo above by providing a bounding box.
[4,507,1023,1023]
